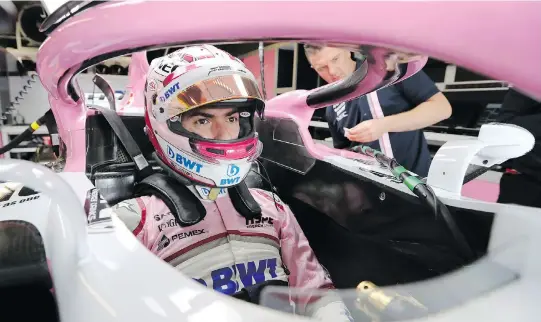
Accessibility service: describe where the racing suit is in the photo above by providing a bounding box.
[112,185,353,321]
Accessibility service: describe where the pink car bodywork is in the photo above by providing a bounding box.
[36,1,541,203]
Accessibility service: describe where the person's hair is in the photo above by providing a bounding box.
[303,44,323,58]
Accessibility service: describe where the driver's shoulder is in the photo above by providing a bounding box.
[111,195,171,228]
[248,188,288,215]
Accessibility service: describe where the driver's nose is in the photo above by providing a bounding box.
[212,122,237,141]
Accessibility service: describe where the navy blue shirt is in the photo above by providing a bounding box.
[325,70,439,177]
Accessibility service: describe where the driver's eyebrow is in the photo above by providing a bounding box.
[187,111,214,119]
[226,109,240,116]
[187,109,239,119]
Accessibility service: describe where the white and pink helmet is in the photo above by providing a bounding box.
[144,45,265,188]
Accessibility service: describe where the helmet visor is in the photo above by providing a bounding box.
[154,74,264,122]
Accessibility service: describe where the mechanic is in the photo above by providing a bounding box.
[304,45,452,177]
[111,45,353,322]
[496,88,541,208]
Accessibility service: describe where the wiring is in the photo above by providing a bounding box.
[0,109,53,155]
[253,159,282,212]
[4,72,40,124]
[350,144,475,261]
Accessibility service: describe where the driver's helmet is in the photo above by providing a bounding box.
[144,45,265,187]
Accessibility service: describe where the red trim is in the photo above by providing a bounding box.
[227,230,280,245]
[505,168,519,174]
[193,136,258,161]
[132,198,147,236]
[163,230,280,263]
[164,232,229,262]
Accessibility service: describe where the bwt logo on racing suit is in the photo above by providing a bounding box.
[193,258,280,295]
[246,216,274,228]
[167,146,204,173]
[199,187,227,197]
[159,82,180,102]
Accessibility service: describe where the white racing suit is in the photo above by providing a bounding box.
[112,185,353,321]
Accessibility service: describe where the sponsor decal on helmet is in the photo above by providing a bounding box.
[227,164,240,177]
[158,61,179,75]
[220,177,241,185]
[159,82,181,103]
[148,79,158,92]
[208,65,232,76]
[220,164,242,185]
[167,145,204,173]
[240,111,251,118]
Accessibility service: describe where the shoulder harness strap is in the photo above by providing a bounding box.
[228,181,262,220]
[134,173,206,227]
[134,172,263,226]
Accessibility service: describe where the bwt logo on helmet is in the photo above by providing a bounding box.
[167,146,203,173]
[227,164,240,177]
[159,82,180,102]
[220,164,241,185]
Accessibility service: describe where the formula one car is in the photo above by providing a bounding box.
[0,1,540,322]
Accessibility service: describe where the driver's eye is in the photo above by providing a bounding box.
[195,118,210,125]
[332,56,339,62]
[228,116,239,123]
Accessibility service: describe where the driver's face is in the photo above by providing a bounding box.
[181,107,240,140]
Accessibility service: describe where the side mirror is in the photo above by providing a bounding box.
[305,44,427,109]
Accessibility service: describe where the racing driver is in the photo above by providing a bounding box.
[111,45,353,322]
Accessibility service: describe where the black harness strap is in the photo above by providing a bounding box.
[228,181,262,220]
[134,173,206,227]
